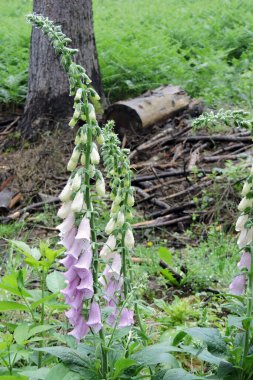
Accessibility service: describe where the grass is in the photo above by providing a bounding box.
[1,0,253,106]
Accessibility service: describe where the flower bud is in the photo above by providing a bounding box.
[69,118,77,128]
[71,173,82,191]
[127,193,135,207]
[81,154,86,166]
[89,165,96,178]
[59,181,72,202]
[67,158,78,172]
[114,194,122,206]
[238,197,253,212]
[111,202,120,214]
[96,177,106,197]
[73,109,81,120]
[80,132,87,144]
[91,145,100,165]
[88,103,96,122]
[71,191,84,213]
[57,201,72,219]
[242,182,251,196]
[71,147,80,162]
[116,211,125,227]
[97,134,104,145]
[74,88,82,101]
[124,228,134,248]
[105,218,115,235]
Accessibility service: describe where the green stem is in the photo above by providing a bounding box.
[38,270,45,369]
[242,247,253,363]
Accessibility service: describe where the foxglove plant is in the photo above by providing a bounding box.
[27,13,136,376]
[229,165,253,361]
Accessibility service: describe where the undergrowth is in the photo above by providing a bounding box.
[2,0,253,106]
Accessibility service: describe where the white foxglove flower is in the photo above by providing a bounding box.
[57,201,72,219]
[236,214,248,232]
[91,145,100,165]
[124,228,134,248]
[127,193,135,207]
[89,165,96,178]
[96,177,106,197]
[74,88,82,101]
[71,191,84,212]
[71,173,82,191]
[238,197,253,212]
[114,194,122,206]
[116,211,125,227]
[80,132,87,144]
[88,103,96,121]
[100,235,116,258]
[242,182,251,196]
[111,202,120,214]
[238,227,253,249]
[97,134,104,145]
[105,218,115,235]
[69,118,77,128]
[71,147,80,162]
[67,158,78,172]
[59,181,72,202]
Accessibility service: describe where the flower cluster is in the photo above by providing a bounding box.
[229,168,253,295]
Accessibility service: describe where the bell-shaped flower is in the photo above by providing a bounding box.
[69,118,78,128]
[68,239,86,260]
[105,218,115,235]
[65,306,82,326]
[59,181,72,202]
[76,271,94,299]
[74,249,92,279]
[235,214,248,232]
[238,197,253,212]
[124,228,135,249]
[91,145,100,165]
[57,201,72,219]
[67,289,85,310]
[237,227,253,249]
[229,274,246,295]
[87,301,103,333]
[71,191,84,213]
[74,88,82,101]
[104,277,124,303]
[108,254,122,280]
[88,103,96,122]
[56,213,75,235]
[96,177,106,197]
[75,217,91,240]
[67,157,78,172]
[97,133,104,145]
[81,154,86,166]
[107,308,134,328]
[100,235,116,258]
[61,277,79,299]
[116,212,125,227]
[242,181,251,196]
[71,173,82,191]
[127,193,135,207]
[238,251,251,271]
[59,254,77,269]
[68,316,89,341]
[59,227,76,250]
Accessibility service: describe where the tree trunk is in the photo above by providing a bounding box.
[21,0,104,137]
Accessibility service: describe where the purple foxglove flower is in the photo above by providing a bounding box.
[76,271,94,299]
[238,252,251,271]
[56,213,75,235]
[59,227,77,250]
[67,289,85,310]
[68,316,89,341]
[65,306,82,325]
[87,301,103,332]
[107,308,134,328]
[64,267,79,283]
[229,274,246,295]
[59,254,77,269]
[75,217,91,240]
[61,277,80,298]
[74,249,92,279]
[108,254,121,280]
[104,277,124,303]
[68,238,86,259]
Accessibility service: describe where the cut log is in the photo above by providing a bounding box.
[104,85,194,140]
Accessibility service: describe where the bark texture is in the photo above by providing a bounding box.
[21,0,104,137]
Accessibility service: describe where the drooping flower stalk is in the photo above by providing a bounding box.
[229,165,253,362]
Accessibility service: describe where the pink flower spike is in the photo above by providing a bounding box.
[68,316,89,341]
[75,217,91,240]
[229,274,246,295]
[238,252,251,271]
[56,213,75,235]
[87,301,103,333]
[74,249,92,279]
[76,271,94,299]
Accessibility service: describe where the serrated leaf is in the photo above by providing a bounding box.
[160,268,179,285]
[163,368,203,380]
[158,247,173,265]
[27,324,54,339]
[46,271,65,293]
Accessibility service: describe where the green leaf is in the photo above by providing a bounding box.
[185,327,227,354]
[180,345,225,365]
[160,268,179,286]
[14,324,30,344]
[46,271,65,293]
[163,368,203,380]
[27,324,54,339]
[19,367,50,380]
[44,364,69,380]
[35,346,90,367]
[158,247,173,265]
[0,377,28,380]
[10,240,31,255]
[30,248,41,261]
[131,342,181,366]
[113,358,136,379]
[0,301,29,312]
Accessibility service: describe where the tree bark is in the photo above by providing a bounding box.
[21,0,104,137]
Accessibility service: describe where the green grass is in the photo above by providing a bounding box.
[1,0,253,106]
